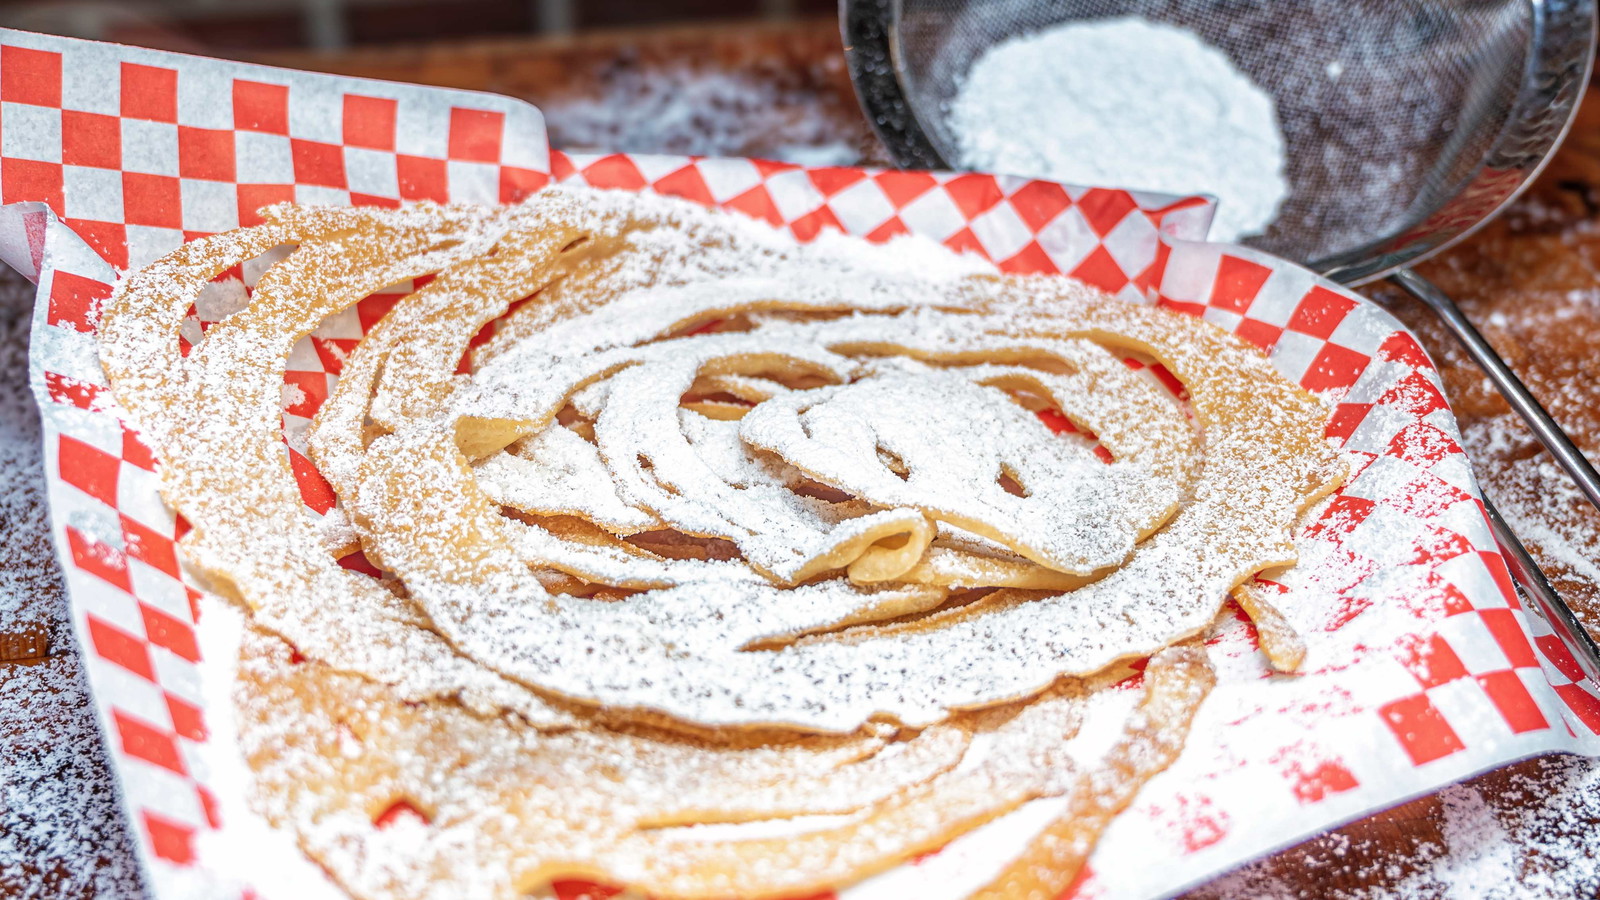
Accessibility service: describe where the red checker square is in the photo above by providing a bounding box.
[1384,421,1463,464]
[45,371,104,410]
[1007,180,1071,232]
[141,603,200,664]
[873,169,938,208]
[724,185,783,227]
[61,110,122,169]
[350,192,401,209]
[808,166,867,197]
[1210,254,1273,314]
[1077,187,1139,237]
[287,445,337,515]
[499,166,548,204]
[122,173,182,229]
[178,127,235,181]
[866,216,910,243]
[1287,285,1359,339]
[63,219,129,270]
[1,46,61,107]
[343,94,397,150]
[47,270,112,333]
[579,154,647,192]
[1536,633,1585,682]
[120,63,177,122]
[237,183,295,227]
[1377,370,1450,419]
[122,427,158,471]
[1288,758,1361,804]
[1475,670,1549,734]
[1478,608,1539,668]
[233,79,288,133]
[1000,241,1057,276]
[943,173,1004,219]
[1378,693,1466,765]
[1325,402,1374,442]
[652,164,715,206]
[1068,245,1128,292]
[1232,317,1284,353]
[551,881,625,900]
[58,433,120,506]
[1378,331,1435,370]
[1555,683,1600,732]
[447,107,504,163]
[67,527,132,592]
[1300,342,1372,393]
[1397,632,1468,688]
[1306,493,1376,538]
[4,158,63,213]
[141,811,196,865]
[115,710,187,775]
[164,692,203,744]
[283,369,329,419]
[549,149,578,181]
[396,155,448,203]
[88,615,154,680]
[291,139,347,189]
[790,205,844,242]
[197,786,221,828]
[1478,549,1518,609]
[122,516,180,579]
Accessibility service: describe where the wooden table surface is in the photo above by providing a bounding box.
[5,16,1600,899]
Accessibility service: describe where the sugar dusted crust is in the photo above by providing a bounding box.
[98,186,1342,898]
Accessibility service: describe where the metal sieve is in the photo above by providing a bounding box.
[842,0,1600,677]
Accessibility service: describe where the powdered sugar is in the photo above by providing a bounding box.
[949,17,1287,242]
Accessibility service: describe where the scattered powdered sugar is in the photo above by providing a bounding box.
[948,17,1287,242]
[0,273,143,898]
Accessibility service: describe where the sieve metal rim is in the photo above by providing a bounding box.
[840,0,1598,286]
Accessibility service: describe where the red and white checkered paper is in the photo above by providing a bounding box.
[6,26,1599,900]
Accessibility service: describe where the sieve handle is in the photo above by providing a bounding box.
[1391,268,1600,514]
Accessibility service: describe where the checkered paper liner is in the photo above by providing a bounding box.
[5,26,1598,900]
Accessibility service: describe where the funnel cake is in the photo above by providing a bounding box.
[98,186,1343,899]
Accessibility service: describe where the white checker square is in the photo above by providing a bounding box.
[59,46,120,115]
[116,465,175,533]
[1101,209,1159,277]
[698,159,762,204]
[499,107,548,171]
[394,98,450,158]
[969,202,1031,262]
[1154,244,1222,306]
[897,190,967,242]
[287,88,342,144]
[89,661,173,728]
[829,180,895,235]
[120,118,179,176]
[235,130,294,184]
[766,169,824,223]
[62,164,124,221]
[1203,307,1244,333]
[446,160,498,205]
[1328,305,1398,357]
[2,102,61,162]
[1266,330,1325,383]
[179,178,240,235]
[343,147,398,197]
[69,576,144,634]
[1440,613,1513,674]
[117,758,203,822]
[128,560,191,623]
[294,184,350,206]
[1035,205,1096,272]
[153,649,205,707]
[124,225,185,269]
[175,68,234,129]
[1158,201,1217,241]
[632,154,692,184]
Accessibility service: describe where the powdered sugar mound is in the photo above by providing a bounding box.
[949,17,1287,242]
